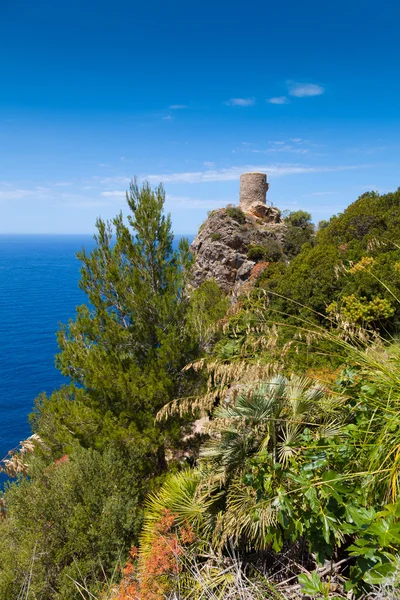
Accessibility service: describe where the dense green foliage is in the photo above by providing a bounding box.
[282,209,315,258]
[136,190,400,598]
[0,445,142,599]
[2,186,400,599]
[0,181,225,599]
[260,190,400,329]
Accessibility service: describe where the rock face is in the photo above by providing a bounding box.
[190,172,286,296]
[190,173,286,301]
[190,206,285,296]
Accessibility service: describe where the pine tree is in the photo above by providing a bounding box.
[54,179,194,468]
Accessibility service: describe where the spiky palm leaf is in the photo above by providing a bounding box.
[200,374,345,479]
[214,478,278,552]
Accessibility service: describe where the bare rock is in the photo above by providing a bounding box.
[190,207,286,295]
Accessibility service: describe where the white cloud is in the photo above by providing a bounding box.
[91,176,131,185]
[146,163,367,184]
[235,139,311,156]
[162,115,174,120]
[269,147,309,155]
[288,82,325,97]
[65,200,112,208]
[169,104,188,110]
[0,188,36,200]
[268,96,289,105]
[225,97,255,107]
[100,190,126,198]
[54,181,73,187]
[204,161,215,168]
[166,194,228,210]
[264,141,309,155]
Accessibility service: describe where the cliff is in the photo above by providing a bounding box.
[189,172,286,296]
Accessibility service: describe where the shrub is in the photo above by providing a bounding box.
[247,239,282,262]
[226,206,246,224]
[247,245,266,261]
[283,211,315,259]
[0,445,143,600]
[210,232,221,242]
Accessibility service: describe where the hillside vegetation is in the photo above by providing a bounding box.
[1,183,400,600]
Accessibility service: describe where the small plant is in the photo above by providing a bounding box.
[226,206,246,224]
[111,509,196,600]
[247,245,266,261]
[210,232,222,242]
[247,240,282,262]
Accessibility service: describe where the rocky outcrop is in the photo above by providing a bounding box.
[190,205,286,296]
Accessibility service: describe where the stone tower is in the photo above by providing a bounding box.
[239,172,270,218]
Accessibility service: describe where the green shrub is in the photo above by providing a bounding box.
[226,206,246,224]
[247,239,282,262]
[283,210,315,259]
[0,445,142,600]
[247,245,266,261]
[210,232,222,242]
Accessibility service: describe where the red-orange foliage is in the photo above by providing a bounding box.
[54,454,69,467]
[250,261,269,280]
[111,509,195,600]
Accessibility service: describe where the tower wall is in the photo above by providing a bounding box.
[239,172,268,215]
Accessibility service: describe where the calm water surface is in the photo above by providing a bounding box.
[0,235,95,470]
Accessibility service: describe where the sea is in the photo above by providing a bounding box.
[0,234,192,486]
[0,235,96,475]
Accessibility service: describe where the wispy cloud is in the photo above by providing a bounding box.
[288,82,325,97]
[0,184,55,201]
[234,138,314,156]
[162,115,174,120]
[100,190,126,198]
[0,188,37,200]
[225,97,255,107]
[204,161,215,168]
[146,163,367,184]
[268,96,289,105]
[169,104,188,110]
[54,181,73,187]
[166,194,228,210]
[65,200,112,208]
[91,176,131,186]
[265,139,309,155]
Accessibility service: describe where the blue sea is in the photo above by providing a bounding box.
[0,235,96,470]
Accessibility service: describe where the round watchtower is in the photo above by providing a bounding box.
[239,172,269,217]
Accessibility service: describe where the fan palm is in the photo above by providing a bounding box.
[143,375,345,554]
[200,374,344,479]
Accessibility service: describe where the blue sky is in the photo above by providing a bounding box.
[1,0,400,234]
